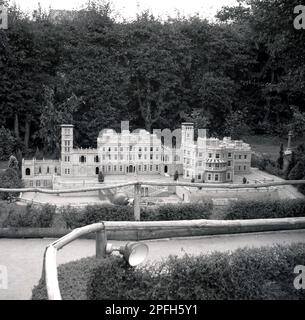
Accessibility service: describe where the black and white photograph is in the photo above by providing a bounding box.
[0,0,305,304]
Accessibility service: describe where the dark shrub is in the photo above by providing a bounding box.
[32,243,305,300]
[3,204,56,228]
[288,161,305,180]
[83,205,134,225]
[225,199,305,220]
[61,203,213,228]
[141,203,213,221]
[98,172,104,183]
[60,206,87,229]
[174,170,179,181]
[0,168,23,201]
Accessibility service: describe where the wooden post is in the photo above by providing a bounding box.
[96,228,107,259]
[134,183,141,221]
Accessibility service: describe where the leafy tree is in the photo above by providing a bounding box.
[224,110,252,139]
[0,168,23,201]
[8,155,19,171]
[0,126,17,160]
[1,0,305,156]
[38,87,82,155]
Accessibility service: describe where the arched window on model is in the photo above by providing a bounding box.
[172,136,176,148]
[95,167,99,175]
[80,156,86,163]
[25,168,31,176]
[95,155,99,163]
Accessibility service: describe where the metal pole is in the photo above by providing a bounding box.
[134,183,141,221]
[96,226,107,259]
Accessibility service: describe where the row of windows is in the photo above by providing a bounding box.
[77,154,172,162]
[236,165,248,171]
[235,154,248,160]
[184,171,231,181]
[101,164,160,173]
[64,129,72,135]
[25,167,58,176]
[102,154,161,161]
[206,173,232,181]
[102,146,160,152]
[206,153,248,160]
[65,152,248,163]
[29,180,51,187]
[78,156,99,163]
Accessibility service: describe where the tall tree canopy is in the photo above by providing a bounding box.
[0,0,304,159]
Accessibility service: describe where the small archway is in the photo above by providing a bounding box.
[95,167,99,175]
[129,165,133,173]
[164,165,168,173]
[25,168,31,176]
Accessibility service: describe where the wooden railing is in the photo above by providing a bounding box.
[1,180,305,299]
[44,217,305,300]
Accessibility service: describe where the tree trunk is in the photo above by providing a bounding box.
[24,117,31,151]
[14,113,19,139]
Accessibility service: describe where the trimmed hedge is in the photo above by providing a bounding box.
[1,203,56,228]
[32,243,305,300]
[61,203,213,229]
[225,199,305,220]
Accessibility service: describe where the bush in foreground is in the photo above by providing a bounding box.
[225,199,305,220]
[32,243,305,300]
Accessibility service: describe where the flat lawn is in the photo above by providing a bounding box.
[242,135,305,160]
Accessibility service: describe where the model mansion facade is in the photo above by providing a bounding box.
[22,123,252,188]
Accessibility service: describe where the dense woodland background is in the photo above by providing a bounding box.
[0,0,305,161]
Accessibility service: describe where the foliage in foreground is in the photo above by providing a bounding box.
[31,243,305,300]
